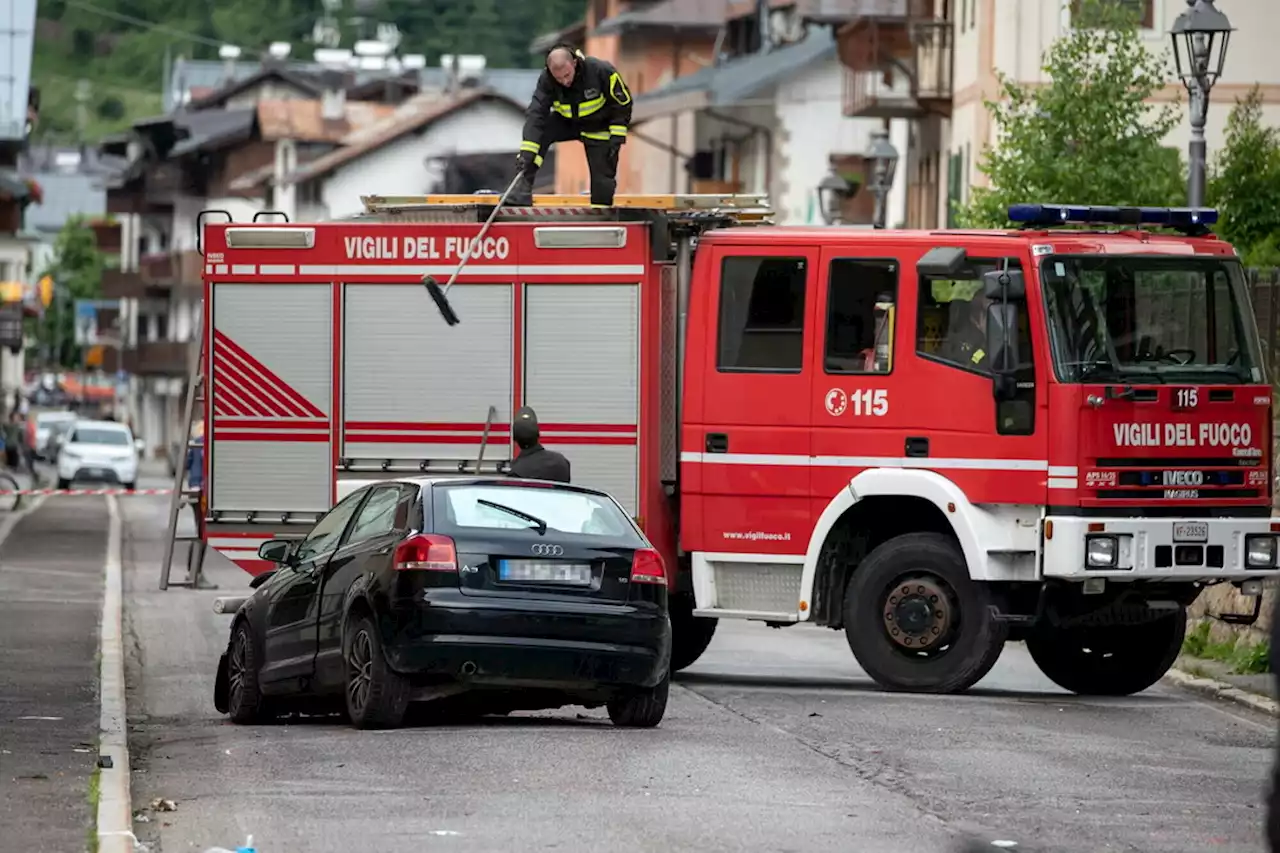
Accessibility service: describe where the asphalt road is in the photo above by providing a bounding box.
[0,492,108,853]
[112,472,1277,853]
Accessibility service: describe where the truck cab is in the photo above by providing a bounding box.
[676,203,1276,696]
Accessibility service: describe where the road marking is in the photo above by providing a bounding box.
[97,495,135,853]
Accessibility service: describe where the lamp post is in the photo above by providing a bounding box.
[866,128,899,229]
[817,171,851,225]
[1169,0,1233,208]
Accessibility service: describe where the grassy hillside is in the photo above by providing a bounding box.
[32,0,585,143]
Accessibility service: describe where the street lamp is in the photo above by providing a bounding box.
[1169,0,1233,208]
[866,128,899,229]
[817,170,852,225]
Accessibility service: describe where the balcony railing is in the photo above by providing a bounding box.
[839,5,953,119]
[122,341,190,376]
[104,251,204,299]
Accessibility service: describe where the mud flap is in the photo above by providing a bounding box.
[214,650,230,713]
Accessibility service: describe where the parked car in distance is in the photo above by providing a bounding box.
[29,409,77,461]
[214,476,673,730]
[55,420,142,490]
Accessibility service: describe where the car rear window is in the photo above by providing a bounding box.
[70,428,130,446]
[433,484,642,542]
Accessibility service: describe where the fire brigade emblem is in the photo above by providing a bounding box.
[825,388,848,417]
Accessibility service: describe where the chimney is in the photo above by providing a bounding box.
[320,69,347,120]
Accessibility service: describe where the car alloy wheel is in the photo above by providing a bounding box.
[228,628,249,709]
[347,628,374,715]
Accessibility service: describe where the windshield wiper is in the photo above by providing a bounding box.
[1076,360,1166,384]
[477,499,548,535]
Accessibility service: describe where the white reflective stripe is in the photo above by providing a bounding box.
[258,264,297,275]
[1047,478,1078,490]
[208,538,270,549]
[1048,465,1079,476]
[680,451,1052,472]
[218,549,266,560]
[293,264,645,277]
[232,264,256,275]
[215,264,229,275]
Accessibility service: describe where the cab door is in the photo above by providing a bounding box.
[810,250,904,511]
[696,245,818,551]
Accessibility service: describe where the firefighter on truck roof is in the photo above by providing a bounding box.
[510,44,633,208]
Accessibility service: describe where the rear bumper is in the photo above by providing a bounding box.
[1043,514,1280,580]
[384,593,671,691]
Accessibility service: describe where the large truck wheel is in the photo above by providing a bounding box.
[843,532,1008,694]
[1025,606,1186,696]
[669,592,718,672]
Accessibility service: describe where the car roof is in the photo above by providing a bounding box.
[70,419,130,432]
[354,475,612,499]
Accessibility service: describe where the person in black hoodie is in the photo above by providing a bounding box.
[506,406,570,483]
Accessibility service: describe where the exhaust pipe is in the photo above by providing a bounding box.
[459,661,477,677]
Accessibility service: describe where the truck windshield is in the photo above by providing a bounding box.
[1039,255,1267,385]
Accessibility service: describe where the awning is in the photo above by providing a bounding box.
[633,28,837,122]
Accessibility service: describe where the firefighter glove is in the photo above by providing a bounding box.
[516,149,538,175]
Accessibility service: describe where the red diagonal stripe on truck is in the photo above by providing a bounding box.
[212,374,254,416]
[213,340,298,418]
[213,330,326,418]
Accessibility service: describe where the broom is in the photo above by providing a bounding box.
[422,172,525,327]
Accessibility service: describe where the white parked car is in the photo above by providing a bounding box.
[31,410,77,460]
[56,420,142,490]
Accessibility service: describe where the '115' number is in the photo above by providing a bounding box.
[852,389,889,416]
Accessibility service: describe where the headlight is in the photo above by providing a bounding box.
[1085,535,1118,568]
[1245,535,1277,568]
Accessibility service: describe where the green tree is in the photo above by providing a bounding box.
[955,0,1184,228]
[1207,86,1280,267]
[35,216,105,370]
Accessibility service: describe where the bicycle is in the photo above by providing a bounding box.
[0,468,22,512]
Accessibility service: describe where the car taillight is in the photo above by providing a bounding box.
[394,533,457,572]
[630,547,667,586]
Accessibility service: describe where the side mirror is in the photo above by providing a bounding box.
[982,268,1026,301]
[986,302,1021,400]
[134,439,145,455]
[258,539,296,566]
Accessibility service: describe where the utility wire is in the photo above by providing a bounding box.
[61,0,250,55]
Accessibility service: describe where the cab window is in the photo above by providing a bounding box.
[824,259,898,374]
[716,256,807,372]
[916,258,1035,435]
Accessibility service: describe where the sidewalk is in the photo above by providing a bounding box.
[0,494,110,852]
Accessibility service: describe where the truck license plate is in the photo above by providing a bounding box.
[1173,521,1208,542]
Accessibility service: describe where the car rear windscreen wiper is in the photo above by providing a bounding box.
[477,499,548,535]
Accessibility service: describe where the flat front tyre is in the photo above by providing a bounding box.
[607,672,669,728]
[344,613,411,729]
[669,594,717,672]
[1025,607,1186,696]
[843,532,1008,694]
[226,620,270,724]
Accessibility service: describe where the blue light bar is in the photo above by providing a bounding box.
[1007,203,1218,232]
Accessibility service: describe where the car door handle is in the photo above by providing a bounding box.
[373,544,393,555]
[705,433,729,453]
[905,436,929,457]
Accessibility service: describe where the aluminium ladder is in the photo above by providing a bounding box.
[159,304,212,591]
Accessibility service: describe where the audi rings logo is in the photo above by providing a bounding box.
[531,544,564,556]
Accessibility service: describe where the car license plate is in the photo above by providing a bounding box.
[1173,521,1208,542]
[498,560,592,586]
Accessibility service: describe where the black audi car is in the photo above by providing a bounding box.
[214,476,672,729]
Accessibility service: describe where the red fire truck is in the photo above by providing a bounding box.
[193,194,1277,698]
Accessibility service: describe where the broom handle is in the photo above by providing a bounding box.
[440,172,524,297]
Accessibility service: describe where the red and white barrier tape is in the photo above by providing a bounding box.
[0,488,174,496]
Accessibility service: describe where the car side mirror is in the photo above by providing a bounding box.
[258,539,296,566]
[986,302,1021,400]
[134,439,145,454]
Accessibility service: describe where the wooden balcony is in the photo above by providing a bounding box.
[102,250,204,299]
[838,0,953,119]
[89,219,122,254]
[122,341,190,376]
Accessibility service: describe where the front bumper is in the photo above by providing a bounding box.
[58,457,137,485]
[1043,515,1280,580]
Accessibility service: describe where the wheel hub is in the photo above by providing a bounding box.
[883,577,952,651]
